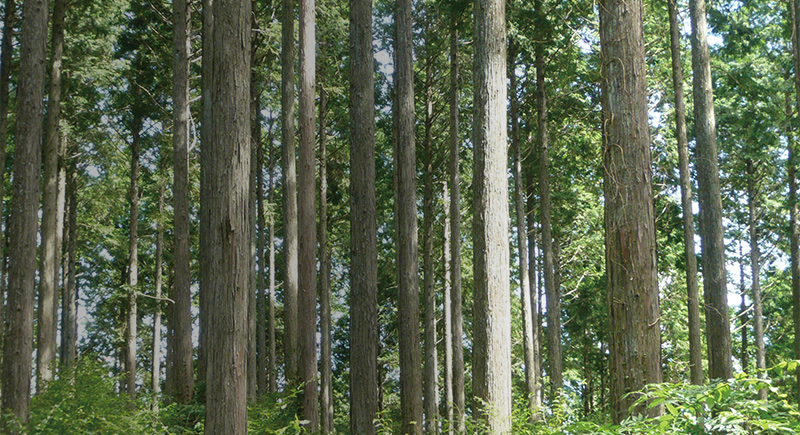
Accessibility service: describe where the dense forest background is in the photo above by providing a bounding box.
[0,0,800,432]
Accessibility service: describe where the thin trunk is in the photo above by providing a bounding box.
[395,0,423,430]
[509,40,536,417]
[125,112,142,400]
[202,0,251,431]
[690,0,732,380]
[268,123,277,395]
[668,0,703,386]
[739,240,748,370]
[298,0,318,423]
[349,0,379,428]
[746,161,766,400]
[37,0,67,387]
[422,14,439,432]
[254,63,267,399]
[448,16,465,434]
[281,0,299,385]
[319,85,334,433]
[525,132,543,410]
[152,178,166,397]
[171,0,194,404]
[0,0,16,362]
[788,0,800,408]
[1,0,47,421]
[248,63,258,402]
[473,0,512,430]
[60,162,78,368]
[442,182,454,433]
[599,0,663,421]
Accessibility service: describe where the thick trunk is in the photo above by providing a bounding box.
[599,0,663,421]
[60,163,78,368]
[319,85,334,433]
[667,0,703,386]
[690,0,732,380]
[349,0,379,428]
[746,162,766,400]
[202,0,251,431]
[509,40,536,417]
[442,183,454,433]
[788,0,800,408]
[125,113,142,400]
[281,0,299,385]
[37,0,67,387]
[422,16,438,433]
[153,180,166,397]
[473,0,512,430]
[395,0,423,430]
[298,0,318,424]
[448,17,465,434]
[1,0,48,421]
[171,0,194,404]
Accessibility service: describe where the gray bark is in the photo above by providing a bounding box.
[152,178,166,397]
[788,0,800,407]
[60,161,78,368]
[0,0,15,358]
[442,182,453,433]
[746,161,766,400]
[125,112,142,400]
[319,85,334,433]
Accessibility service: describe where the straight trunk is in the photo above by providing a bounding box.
[690,0,733,381]
[422,16,439,432]
[1,0,48,421]
[60,162,78,368]
[268,124,278,395]
[37,0,67,387]
[667,0,703,386]
[739,241,748,370]
[254,66,268,399]
[509,40,536,417]
[448,16,466,434]
[0,0,16,358]
[599,0,663,421]
[153,179,166,396]
[746,162,766,400]
[248,71,258,402]
[442,182,454,433]
[473,0,512,430]
[298,0,318,423]
[525,132,543,410]
[395,0,423,430]
[319,85,334,433]
[202,0,251,431]
[349,0,379,428]
[125,112,143,400]
[788,0,800,408]
[171,0,194,403]
[281,0,299,385]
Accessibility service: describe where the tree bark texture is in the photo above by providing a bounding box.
[349,0,379,429]
[599,0,664,422]
[152,179,166,396]
[202,0,251,431]
[788,0,800,407]
[319,85,334,433]
[473,0,512,430]
[1,0,47,422]
[690,0,733,381]
[125,112,142,400]
[746,162,766,400]
[0,0,15,349]
[667,0,703,386]
[442,182,454,433]
[254,65,268,398]
[60,162,78,368]
[37,0,66,387]
[268,126,278,395]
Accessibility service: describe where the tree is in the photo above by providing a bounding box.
[472,0,512,429]
[60,160,78,369]
[170,0,194,403]
[442,182,454,432]
[152,172,166,399]
[0,0,15,355]
[789,0,800,407]
[37,0,67,387]
[319,84,334,433]
[253,26,268,398]
[202,0,251,431]
[394,0,423,430]
[746,160,766,399]
[298,0,318,422]
[124,106,142,400]
[281,0,299,385]
[599,0,663,421]
[667,0,703,386]
[349,0,379,428]
[690,0,733,381]
[1,0,48,422]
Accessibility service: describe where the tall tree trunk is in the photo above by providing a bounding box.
[60,161,78,368]
[738,240,748,370]
[599,0,663,421]
[248,67,258,403]
[422,14,438,433]
[395,0,423,430]
[281,0,299,385]
[442,182,454,433]
[509,40,537,418]
[0,0,16,364]
[1,0,47,421]
[152,177,166,399]
[667,0,703,386]
[349,0,379,428]
[198,0,213,387]
[268,122,278,395]
[473,0,512,430]
[525,133,543,411]
[298,0,318,424]
[171,0,194,404]
[202,0,251,430]
[788,0,800,408]
[319,85,334,433]
[37,0,66,387]
[125,112,142,400]
[690,0,732,381]
[533,0,562,399]
[746,161,766,400]
[448,15,466,434]
[254,61,267,399]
